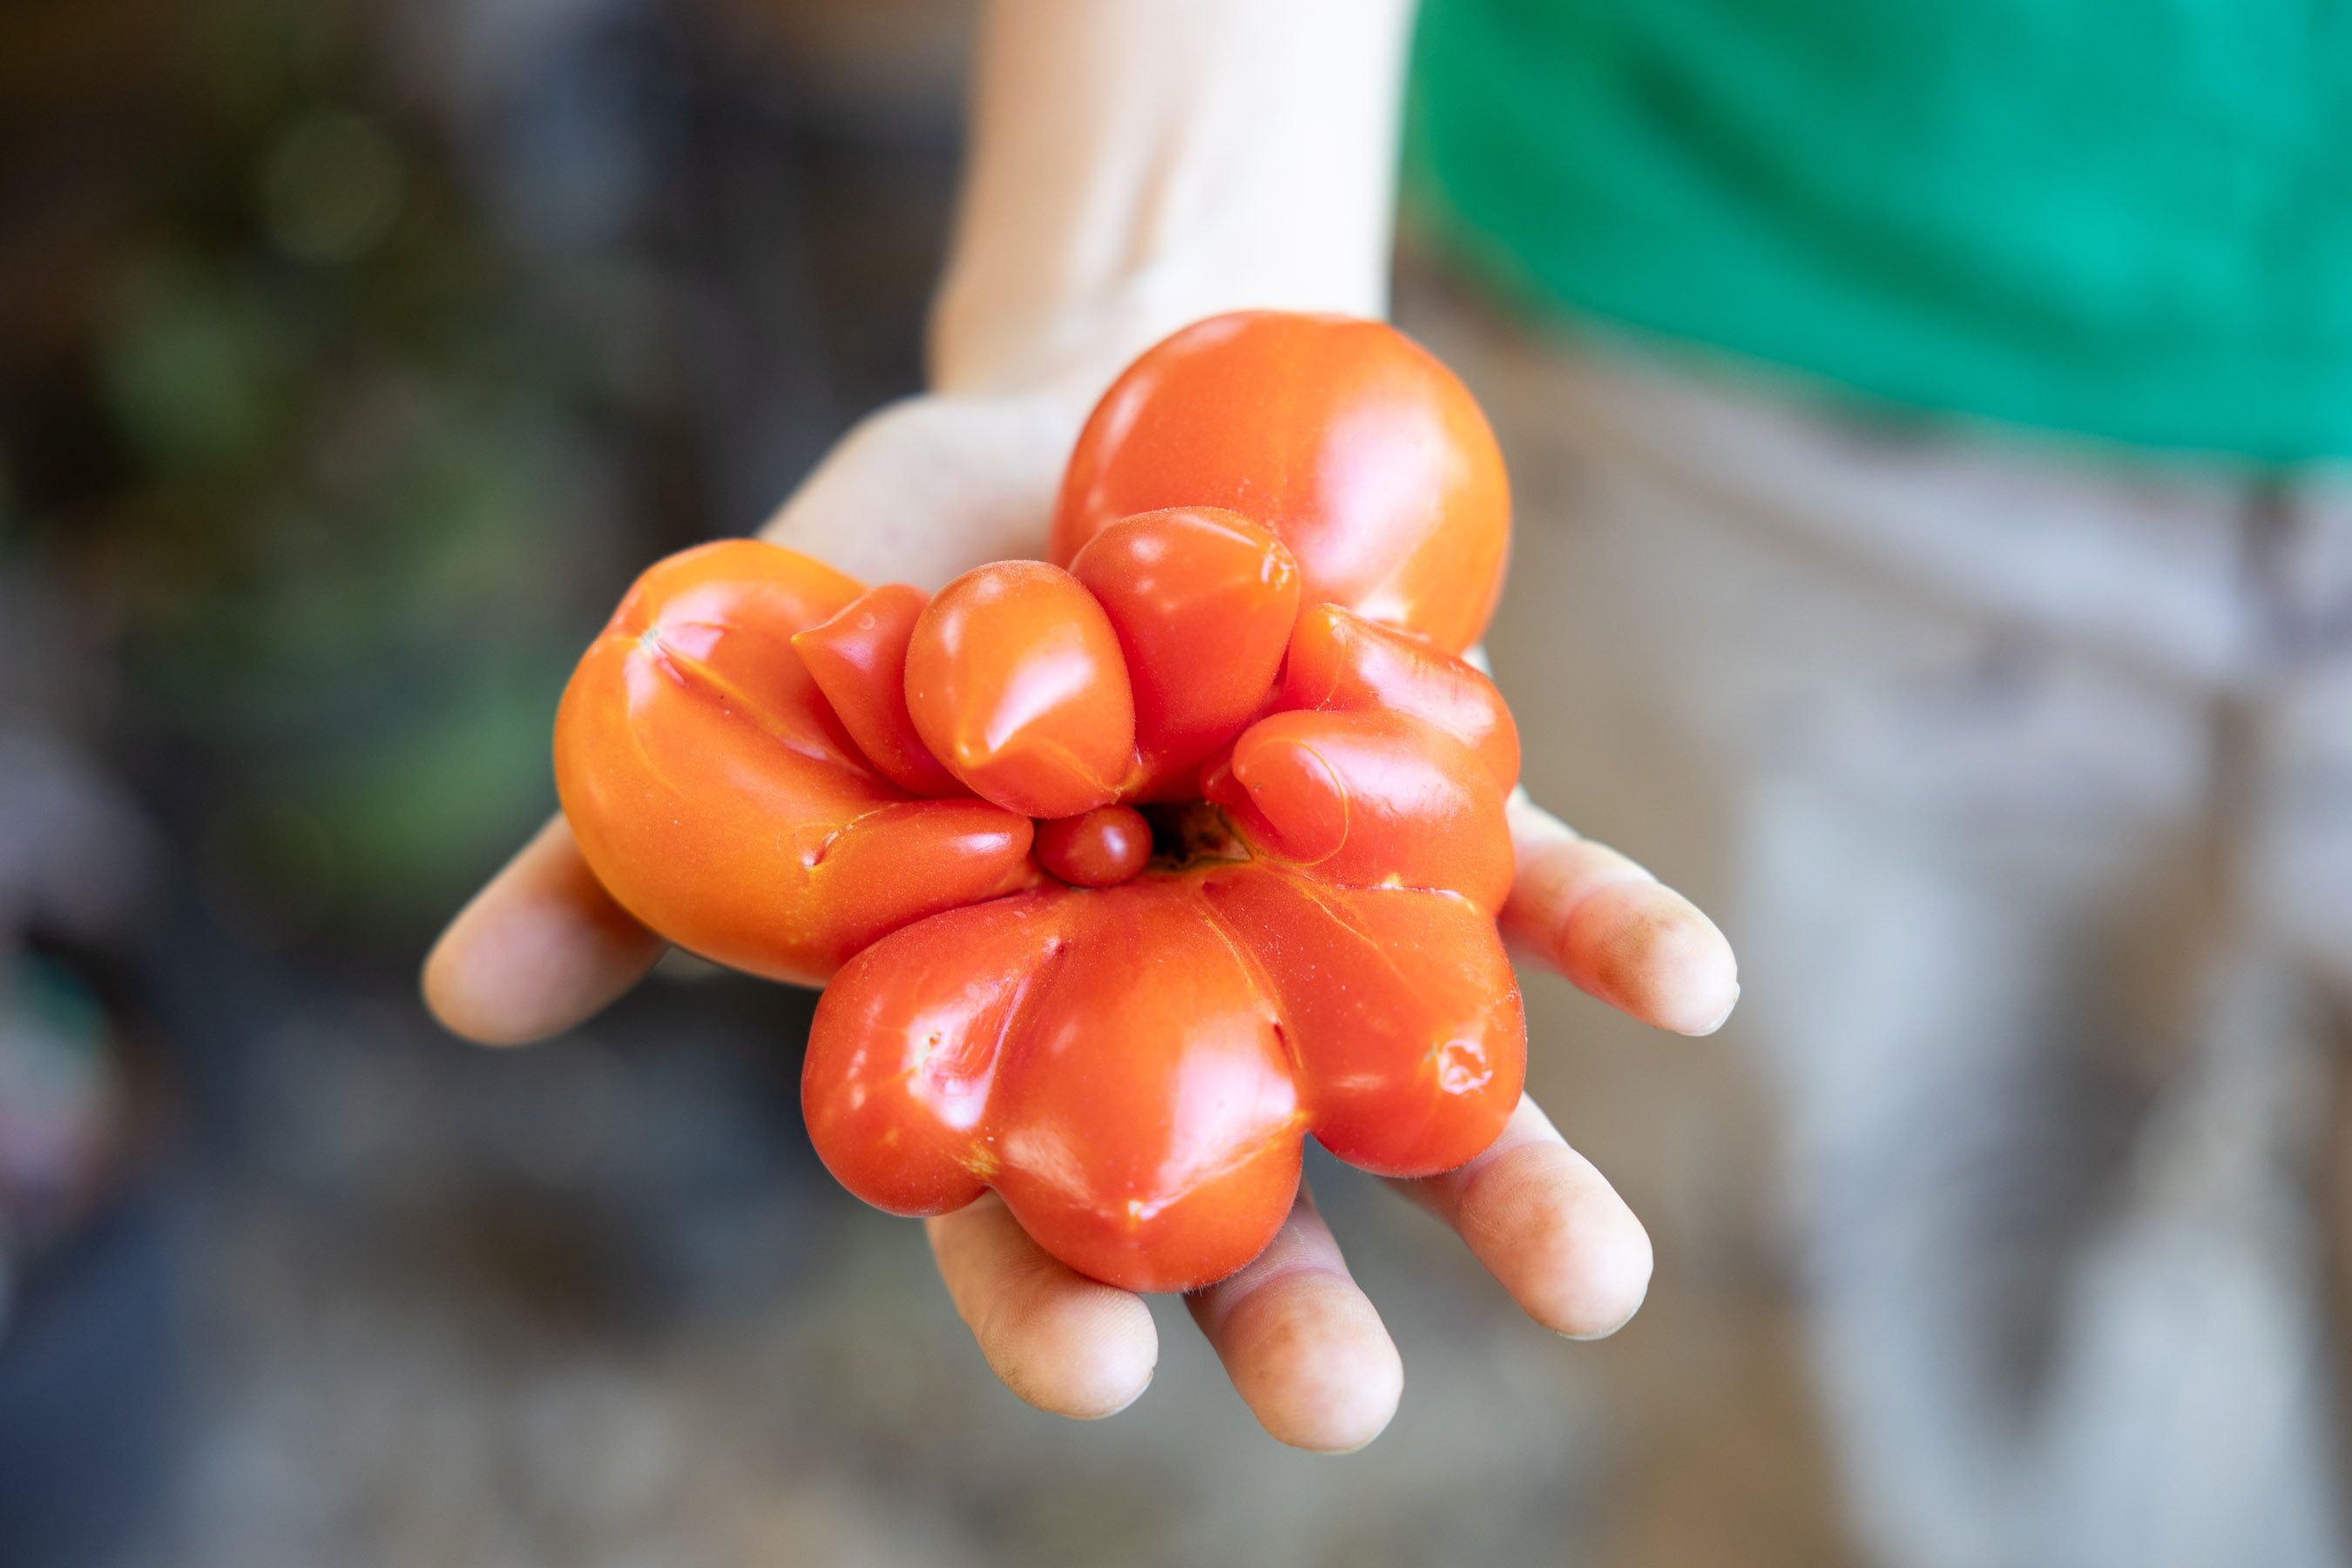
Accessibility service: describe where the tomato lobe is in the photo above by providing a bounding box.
[1036,805,1153,888]
[792,582,963,797]
[902,561,1137,818]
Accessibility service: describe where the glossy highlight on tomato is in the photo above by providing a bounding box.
[554,313,1528,1293]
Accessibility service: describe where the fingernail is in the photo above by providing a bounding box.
[1315,1428,1392,1457]
[1082,1369,1154,1420]
[1685,983,1740,1037]
[1563,1280,1649,1342]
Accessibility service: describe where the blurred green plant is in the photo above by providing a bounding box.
[10,0,702,951]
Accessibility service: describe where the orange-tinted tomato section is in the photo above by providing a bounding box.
[903,561,1137,820]
[1035,805,1152,887]
[791,582,963,798]
[1068,507,1301,799]
[554,540,1035,987]
[1052,312,1511,654]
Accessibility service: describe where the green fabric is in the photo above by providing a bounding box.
[1409,0,2352,462]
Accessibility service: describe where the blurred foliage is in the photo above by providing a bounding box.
[3,0,713,949]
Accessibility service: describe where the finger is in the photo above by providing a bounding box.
[1503,793,1740,1036]
[422,816,666,1045]
[1390,1095,1651,1340]
[926,1193,1159,1420]
[1186,1184,1402,1453]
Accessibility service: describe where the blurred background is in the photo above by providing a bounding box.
[0,2,1816,1564]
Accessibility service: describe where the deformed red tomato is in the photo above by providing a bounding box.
[554,312,1525,1292]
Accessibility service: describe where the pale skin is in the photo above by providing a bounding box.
[423,0,1740,1452]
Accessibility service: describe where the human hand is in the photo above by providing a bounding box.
[423,384,1740,1452]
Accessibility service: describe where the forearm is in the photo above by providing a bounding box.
[930,0,1417,397]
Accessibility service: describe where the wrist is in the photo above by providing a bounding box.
[932,247,1383,403]
[927,0,1414,399]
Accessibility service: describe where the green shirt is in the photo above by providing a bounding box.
[1410,0,2352,462]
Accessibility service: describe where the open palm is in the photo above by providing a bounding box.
[424,387,1740,1451]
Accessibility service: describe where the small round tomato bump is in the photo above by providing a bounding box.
[1035,805,1153,888]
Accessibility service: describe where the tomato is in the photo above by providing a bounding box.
[554,313,1528,1292]
[1053,312,1511,655]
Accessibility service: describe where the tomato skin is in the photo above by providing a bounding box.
[554,540,1035,986]
[1035,805,1152,887]
[1279,605,1520,793]
[1196,868,1523,1179]
[806,882,1307,1293]
[1206,708,1513,911]
[1067,507,1300,799]
[792,583,963,798]
[903,561,1137,820]
[804,865,1518,1294]
[1052,312,1511,655]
